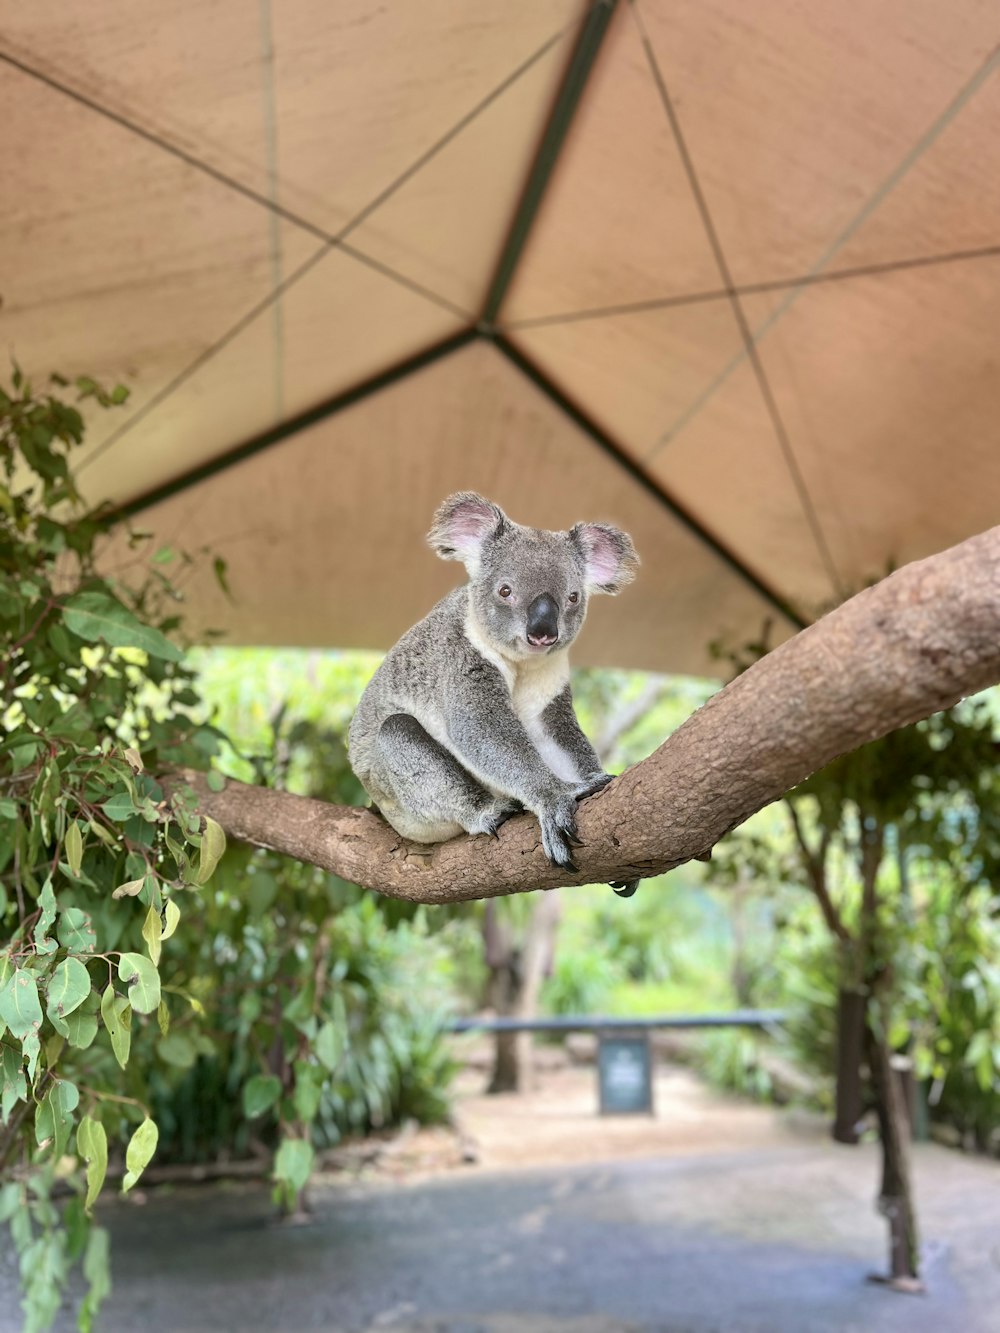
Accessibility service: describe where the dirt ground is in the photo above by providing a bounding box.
[328,1043,826,1184]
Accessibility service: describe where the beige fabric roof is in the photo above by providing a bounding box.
[3,1,999,674]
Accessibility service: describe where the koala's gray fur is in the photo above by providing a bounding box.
[348,493,640,894]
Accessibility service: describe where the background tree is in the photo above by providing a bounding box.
[706,627,1000,1287]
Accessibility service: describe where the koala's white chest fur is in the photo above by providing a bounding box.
[464,609,580,783]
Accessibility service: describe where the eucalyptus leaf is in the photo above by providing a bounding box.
[46,957,91,1021]
[118,952,160,1014]
[196,817,226,884]
[157,1032,196,1069]
[76,1116,108,1212]
[62,590,181,662]
[64,821,84,877]
[111,876,145,900]
[161,898,180,942]
[34,1078,79,1160]
[100,985,131,1069]
[315,1020,344,1072]
[122,1118,159,1192]
[0,968,43,1039]
[33,878,58,954]
[243,1074,281,1119]
[142,905,162,966]
[57,907,97,953]
[273,1138,314,1194]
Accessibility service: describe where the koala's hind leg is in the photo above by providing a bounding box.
[369,714,520,844]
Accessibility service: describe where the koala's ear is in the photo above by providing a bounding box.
[428,492,508,569]
[570,522,639,595]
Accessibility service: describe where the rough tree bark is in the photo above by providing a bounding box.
[171,527,1000,903]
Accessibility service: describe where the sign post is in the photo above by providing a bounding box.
[597,1032,654,1115]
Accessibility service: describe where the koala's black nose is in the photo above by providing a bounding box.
[526,594,560,646]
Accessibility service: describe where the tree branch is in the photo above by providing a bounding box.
[785,800,849,943]
[172,526,1000,905]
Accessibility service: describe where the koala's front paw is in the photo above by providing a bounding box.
[573,771,613,801]
[537,792,582,871]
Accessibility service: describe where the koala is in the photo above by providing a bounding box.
[348,492,640,896]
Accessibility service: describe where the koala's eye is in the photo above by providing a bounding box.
[568,591,580,605]
[498,584,512,599]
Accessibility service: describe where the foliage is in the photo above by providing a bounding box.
[588,892,675,984]
[0,375,462,1332]
[695,1029,775,1104]
[0,368,226,1330]
[709,693,1000,1146]
[541,948,623,1016]
[144,722,458,1190]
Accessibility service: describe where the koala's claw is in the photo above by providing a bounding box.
[574,772,613,802]
[539,796,581,871]
[480,800,523,839]
[610,879,640,899]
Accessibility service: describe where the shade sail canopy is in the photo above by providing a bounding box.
[3,0,999,674]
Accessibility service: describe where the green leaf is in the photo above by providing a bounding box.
[122,1118,158,1192]
[0,967,43,1039]
[22,1029,40,1082]
[33,877,57,954]
[161,898,180,942]
[0,1181,21,1223]
[0,798,17,819]
[247,871,279,916]
[118,952,160,1014]
[157,1032,196,1068]
[57,906,96,953]
[111,876,145,900]
[62,1002,99,1050]
[156,999,170,1037]
[142,905,162,966]
[196,816,226,884]
[274,1138,314,1194]
[77,1116,108,1212]
[1,1044,27,1123]
[100,985,131,1069]
[243,1074,281,1119]
[35,1078,79,1159]
[292,1062,324,1123]
[62,590,181,661]
[46,957,91,1021]
[101,792,136,823]
[206,769,226,792]
[64,821,83,877]
[315,1019,344,1072]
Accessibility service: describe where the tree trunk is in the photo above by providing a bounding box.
[482,893,561,1094]
[512,891,561,1093]
[833,986,866,1145]
[854,817,920,1287]
[171,527,1000,903]
[867,1015,921,1287]
[482,900,520,1093]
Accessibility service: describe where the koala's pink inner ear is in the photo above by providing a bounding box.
[428,492,506,562]
[571,522,638,594]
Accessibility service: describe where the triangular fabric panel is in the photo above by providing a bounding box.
[100,342,792,675]
[503,8,721,323]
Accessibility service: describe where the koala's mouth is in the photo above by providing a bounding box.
[526,632,559,650]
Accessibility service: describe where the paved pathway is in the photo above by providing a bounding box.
[4,1135,998,1333]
